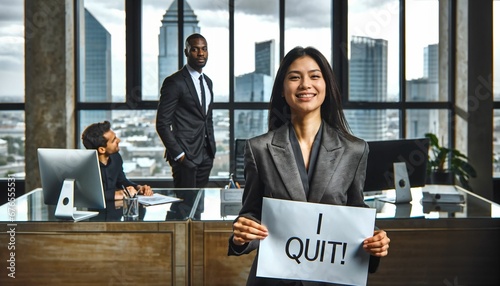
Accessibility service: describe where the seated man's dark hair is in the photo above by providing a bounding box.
[81,120,111,150]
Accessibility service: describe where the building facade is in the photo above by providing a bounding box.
[347,36,389,141]
[80,9,112,132]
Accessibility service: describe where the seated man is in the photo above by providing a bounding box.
[81,120,153,201]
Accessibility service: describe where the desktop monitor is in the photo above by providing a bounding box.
[364,138,429,193]
[38,148,106,221]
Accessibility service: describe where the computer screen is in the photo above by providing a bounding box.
[364,138,429,192]
[38,148,106,221]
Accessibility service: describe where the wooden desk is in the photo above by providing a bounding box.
[191,186,500,286]
[0,188,193,286]
[1,186,499,285]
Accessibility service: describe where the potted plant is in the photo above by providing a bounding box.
[425,133,477,190]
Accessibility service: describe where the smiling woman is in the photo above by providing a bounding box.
[228,46,391,285]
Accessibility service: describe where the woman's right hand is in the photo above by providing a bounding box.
[232,216,269,246]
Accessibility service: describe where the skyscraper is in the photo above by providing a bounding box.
[347,36,389,141]
[234,40,274,139]
[406,43,439,138]
[80,9,112,133]
[158,0,200,92]
[255,39,275,77]
[424,44,438,83]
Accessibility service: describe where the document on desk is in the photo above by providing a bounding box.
[137,193,182,206]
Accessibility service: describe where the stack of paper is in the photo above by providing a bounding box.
[421,185,465,204]
[137,193,182,206]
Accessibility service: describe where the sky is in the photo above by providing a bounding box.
[0,0,498,99]
[0,0,24,98]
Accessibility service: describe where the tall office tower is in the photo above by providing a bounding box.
[424,43,439,122]
[234,73,273,139]
[158,0,200,92]
[406,78,436,137]
[424,44,438,83]
[255,40,275,77]
[406,43,439,138]
[234,40,274,139]
[80,9,112,134]
[347,36,389,141]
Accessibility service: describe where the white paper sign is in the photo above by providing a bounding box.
[257,198,376,286]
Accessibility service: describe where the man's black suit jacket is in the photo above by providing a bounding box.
[156,66,216,164]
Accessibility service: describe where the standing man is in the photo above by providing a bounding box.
[156,33,216,218]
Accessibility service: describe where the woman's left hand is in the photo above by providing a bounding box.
[363,230,390,257]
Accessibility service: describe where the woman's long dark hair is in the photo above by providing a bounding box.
[268,46,355,140]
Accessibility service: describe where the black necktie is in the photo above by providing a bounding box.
[199,75,206,115]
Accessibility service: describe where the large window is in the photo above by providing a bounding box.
[0,1,24,104]
[79,0,232,178]
[285,0,332,60]
[348,0,399,104]
[1,0,487,182]
[346,0,444,142]
[346,0,400,141]
[0,1,24,178]
[232,0,276,153]
[406,0,440,102]
[404,0,443,142]
[143,0,230,102]
[80,1,126,103]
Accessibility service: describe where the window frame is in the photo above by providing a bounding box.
[79,0,460,179]
[0,0,466,180]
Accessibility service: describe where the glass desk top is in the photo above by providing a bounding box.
[0,188,204,222]
[198,185,500,221]
[363,186,500,219]
[1,185,499,223]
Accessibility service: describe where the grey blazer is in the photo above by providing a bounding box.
[228,121,378,286]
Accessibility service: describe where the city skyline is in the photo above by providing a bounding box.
[4,0,499,99]
[0,0,498,177]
